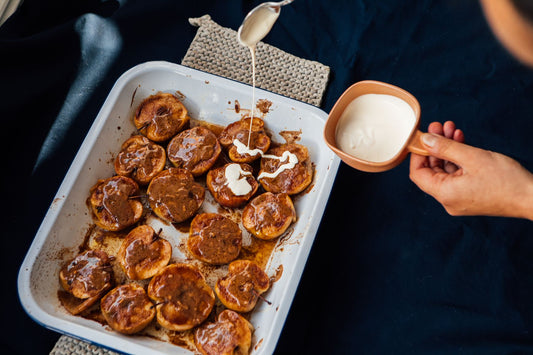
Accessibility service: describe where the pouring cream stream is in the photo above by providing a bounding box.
[229,1,298,195]
[238,5,281,147]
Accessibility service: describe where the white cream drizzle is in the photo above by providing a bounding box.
[224,164,253,196]
[234,138,263,157]
[235,7,298,185]
[257,151,298,179]
[232,139,299,181]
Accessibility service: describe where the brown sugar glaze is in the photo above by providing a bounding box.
[114,135,166,185]
[167,126,221,176]
[147,168,205,223]
[124,239,163,271]
[89,176,142,231]
[134,93,189,142]
[148,264,215,331]
[188,213,242,265]
[100,284,155,334]
[59,249,114,299]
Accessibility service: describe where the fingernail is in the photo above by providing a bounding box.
[422,133,437,147]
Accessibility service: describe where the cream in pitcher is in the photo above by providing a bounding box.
[335,93,417,163]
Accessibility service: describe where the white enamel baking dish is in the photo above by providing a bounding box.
[17,61,340,354]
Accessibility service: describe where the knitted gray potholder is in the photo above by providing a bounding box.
[182,14,330,107]
[50,336,119,355]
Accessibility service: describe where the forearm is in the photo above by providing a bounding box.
[492,153,533,221]
[512,170,533,221]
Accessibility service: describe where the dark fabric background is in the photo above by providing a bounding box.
[2,0,533,354]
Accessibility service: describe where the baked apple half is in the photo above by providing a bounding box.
[134,92,189,142]
[89,175,143,231]
[206,163,258,208]
[187,213,242,265]
[147,264,215,331]
[147,168,205,224]
[258,143,313,195]
[167,126,221,176]
[218,117,270,163]
[215,260,270,313]
[100,283,155,334]
[59,249,114,300]
[242,192,296,240]
[117,225,172,280]
[114,135,166,185]
[194,309,254,355]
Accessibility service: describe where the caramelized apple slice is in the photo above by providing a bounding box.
[58,290,103,315]
[242,192,296,240]
[206,163,259,208]
[147,168,205,223]
[187,213,242,265]
[117,225,172,280]
[100,283,155,334]
[114,135,166,185]
[147,264,215,331]
[59,250,114,300]
[194,309,254,355]
[134,92,189,142]
[258,143,313,195]
[89,175,143,231]
[167,126,221,176]
[215,260,270,313]
[218,117,270,163]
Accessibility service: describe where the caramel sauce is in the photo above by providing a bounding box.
[188,214,242,264]
[270,264,283,284]
[170,132,216,164]
[152,107,177,137]
[279,129,302,144]
[123,238,166,278]
[148,169,204,223]
[240,237,277,270]
[167,330,196,351]
[255,338,264,351]
[195,310,252,354]
[101,179,136,227]
[174,91,185,101]
[256,99,272,114]
[84,307,108,326]
[60,250,113,298]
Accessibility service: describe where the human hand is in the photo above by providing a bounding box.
[409,121,533,220]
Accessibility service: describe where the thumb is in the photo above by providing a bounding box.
[420,133,479,165]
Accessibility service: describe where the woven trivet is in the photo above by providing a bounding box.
[51,14,329,355]
[50,336,119,355]
[182,14,330,107]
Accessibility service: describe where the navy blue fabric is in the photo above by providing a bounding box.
[2,1,533,354]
